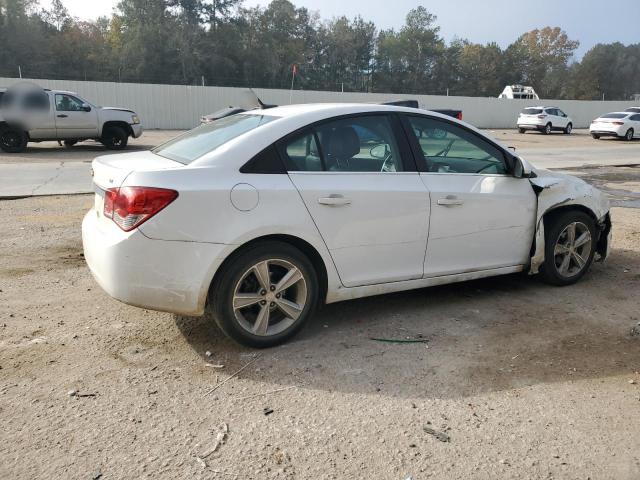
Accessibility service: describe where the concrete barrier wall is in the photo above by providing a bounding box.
[1,77,638,130]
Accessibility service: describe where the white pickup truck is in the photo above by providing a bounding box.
[0,85,143,153]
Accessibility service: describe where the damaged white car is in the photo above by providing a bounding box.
[82,104,611,347]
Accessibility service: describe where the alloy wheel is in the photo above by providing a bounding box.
[232,259,307,337]
[553,221,592,278]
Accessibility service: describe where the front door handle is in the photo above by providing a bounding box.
[57,114,68,118]
[318,194,351,206]
[437,195,464,206]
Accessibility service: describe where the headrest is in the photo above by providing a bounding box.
[326,126,360,160]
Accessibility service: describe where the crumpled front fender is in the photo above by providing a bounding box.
[528,169,611,274]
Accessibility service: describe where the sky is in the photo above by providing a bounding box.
[40,0,640,59]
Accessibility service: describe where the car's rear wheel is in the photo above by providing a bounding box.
[591,133,600,140]
[540,210,597,286]
[0,127,28,153]
[101,126,128,150]
[542,123,552,135]
[624,128,634,141]
[518,128,526,134]
[209,241,319,348]
[564,123,572,134]
[64,139,78,148]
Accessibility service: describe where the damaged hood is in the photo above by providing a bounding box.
[529,166,610,221]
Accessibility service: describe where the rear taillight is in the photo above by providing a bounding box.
[103,186,178,232]
[537,115,547,119]
[456,112,462,120]
[612,121,625,125]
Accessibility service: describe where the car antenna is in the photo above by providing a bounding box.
[248,88,267,109]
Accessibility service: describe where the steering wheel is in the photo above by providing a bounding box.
[433,139,454,157]
[475,156,497,173]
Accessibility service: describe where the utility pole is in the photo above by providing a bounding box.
[202,75,205,87]
[18,65,22,79]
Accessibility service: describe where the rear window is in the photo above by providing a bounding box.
[521,108,542,115]
[600,113,628,119]
[154,114,277,164]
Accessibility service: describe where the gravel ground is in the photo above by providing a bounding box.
[1,174,640,479]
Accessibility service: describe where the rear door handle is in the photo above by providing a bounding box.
[57,114,68,118]
[437,195,464,206]
[318,194,351,206]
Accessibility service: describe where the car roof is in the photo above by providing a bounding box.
[194,102,511,166]
[599,112,632,116]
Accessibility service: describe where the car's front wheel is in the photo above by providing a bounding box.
[564,123,572,134]
[591,133,600,140]
[209,241,319,348]
[624,128,634,141]
[540,210,597,286]
[518,127,526,134]
[101,126,128,150]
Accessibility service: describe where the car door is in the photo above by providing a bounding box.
[402,114,537,277]
[280,113,430,287]
[630,114,640,136]
[555,108,569,128]
[19,90,56,140]
[54,93,99,139]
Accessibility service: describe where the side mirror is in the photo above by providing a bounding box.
[513,155,533,178]
[81,103,91,112]
[370,144,389,159]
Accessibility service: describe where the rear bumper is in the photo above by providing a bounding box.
[130,124,144,138]
[518,123,545,130]
[82,210,225,316]
[590,130,621,137]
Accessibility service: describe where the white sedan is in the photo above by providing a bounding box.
[590,112,640,141]
[82,104,611,347]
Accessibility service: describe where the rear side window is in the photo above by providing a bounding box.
[154,114,276,164]
[601,113,628,119]
[23,91,50,111]
[280,115,404,173]
[630,114,640,121]
[522,108,542,115]
[625,108,640,113]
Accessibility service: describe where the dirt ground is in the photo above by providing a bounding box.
[1,173,640,479]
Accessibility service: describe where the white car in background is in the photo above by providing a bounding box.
[82,104,611,348]
[625,107,640,114]
[590,112,640,141]
[517,106,573,135]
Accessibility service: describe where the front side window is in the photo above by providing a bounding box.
[55,94,84,112]
[281,115,403,173]
[406,115,507,175]
[154,114,276,164]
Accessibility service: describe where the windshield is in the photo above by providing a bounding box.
[600,113,628,119]
[154,114,277,164]
[521,108,542,115]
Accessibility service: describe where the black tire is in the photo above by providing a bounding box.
[209,241,319,348]
[539,210,597,286]
[591,133,600,140]
[101,126,128,150]
[542,123,552,135]
[63,139,78,148]
[518,128,526,134]
[624,128,634,141]
[0,127,28,153]
[564,123,572,134]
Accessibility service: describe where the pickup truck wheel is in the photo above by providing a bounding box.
[102,126,128,150]
[518,128,526,134]
[0,128,28,153]
[63,140,78,148]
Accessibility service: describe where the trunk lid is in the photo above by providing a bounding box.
[92,151,181,190]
